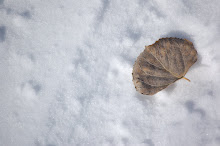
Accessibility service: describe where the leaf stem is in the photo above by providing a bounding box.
[182,77,190,82]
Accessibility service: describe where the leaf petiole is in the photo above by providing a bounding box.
[182,77,191,82]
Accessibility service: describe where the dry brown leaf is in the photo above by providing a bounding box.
[132,37,197,95]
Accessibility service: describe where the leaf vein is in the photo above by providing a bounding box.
[148,49,180,78]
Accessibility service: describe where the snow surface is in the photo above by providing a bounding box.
[1,0,220,145]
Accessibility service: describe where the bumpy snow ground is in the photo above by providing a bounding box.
[1,0,220,146]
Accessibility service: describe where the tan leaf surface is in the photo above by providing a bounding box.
[132,38,197,95]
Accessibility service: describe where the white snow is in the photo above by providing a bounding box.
[1,0,220,145]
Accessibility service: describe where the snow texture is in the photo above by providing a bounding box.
[1,0,220,146]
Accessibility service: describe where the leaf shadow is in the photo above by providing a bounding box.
[161,30,194,43]
[164,83,177,94]
[189,53,208,72]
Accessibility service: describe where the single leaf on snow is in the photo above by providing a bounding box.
[132,37,197,95]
